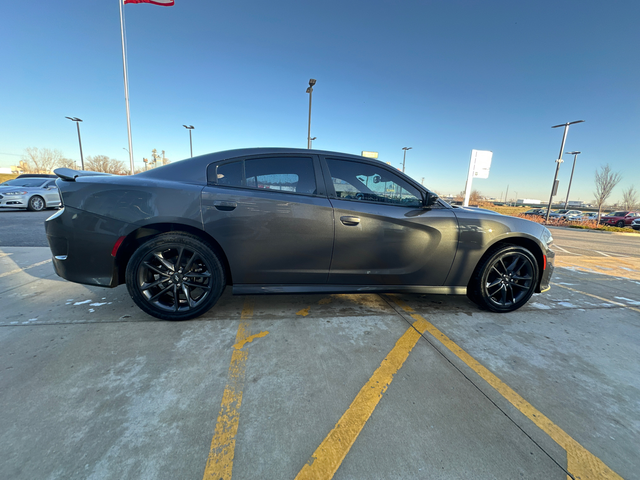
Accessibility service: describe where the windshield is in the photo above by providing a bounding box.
[1,178,48,188]
[610,211,628,217]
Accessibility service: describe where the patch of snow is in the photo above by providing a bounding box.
[529,302,552,310]
[90,302,108,307]
[73,300,92,305]
[614,297,640,306]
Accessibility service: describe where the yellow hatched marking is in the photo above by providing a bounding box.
[203,300,255,480]
[296,306,311,316]
[391,297,622,480]
[234,331,269,350]
[0,259,52,278]
[295,316,429,480]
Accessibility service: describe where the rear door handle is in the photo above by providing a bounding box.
[213,200,237,211]
[340,215,360,226]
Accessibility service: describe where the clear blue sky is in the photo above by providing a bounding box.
[1,0,638,203]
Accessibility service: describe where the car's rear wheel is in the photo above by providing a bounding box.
[27,195,45,211]
[616,221,625,228]
[468,245,538,313]
[126,233,225,320]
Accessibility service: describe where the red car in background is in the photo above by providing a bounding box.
[599,211,640,227]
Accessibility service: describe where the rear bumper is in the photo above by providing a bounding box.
[45,207,132,287]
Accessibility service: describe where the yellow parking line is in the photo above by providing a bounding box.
[391,297,622,480]
[203,299,255,480]
[0,259,52,278]
[553,283,640,313]
[295,314,429,480]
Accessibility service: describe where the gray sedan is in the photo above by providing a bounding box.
[0,177,62,211]
[45,148,555,320]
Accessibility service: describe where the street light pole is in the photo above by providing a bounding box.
[183,125,194,157]
[65,117,84,170]
[545,120,584,223]
[402,147,412,173]
[563,151,581,209]
[306,79,316,149]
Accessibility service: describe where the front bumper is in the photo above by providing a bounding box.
[0,193,28,208]
[539,247,555,292]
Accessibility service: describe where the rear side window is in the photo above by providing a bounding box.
[216,161,243,187]
[212,157,317,195]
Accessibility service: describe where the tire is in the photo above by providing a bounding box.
[468,245,539,313]
[125,233,225,320]
[616,221,625,228]
[27,195,45,211]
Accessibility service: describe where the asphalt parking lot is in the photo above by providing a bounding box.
[1,212,639,479]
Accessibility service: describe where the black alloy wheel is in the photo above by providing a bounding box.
[468,245,539,313]
[126,233,225,320]
[27,195,45,211]
[616,221,625,228]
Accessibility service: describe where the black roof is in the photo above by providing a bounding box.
[16,173,58,178]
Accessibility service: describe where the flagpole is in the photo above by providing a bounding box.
[119,0,135,175]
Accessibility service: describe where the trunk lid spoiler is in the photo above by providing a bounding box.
[54,168,113,182]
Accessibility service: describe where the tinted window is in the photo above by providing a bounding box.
[214,157,317,195]
[216,161,243,187]
[1,178,47,188]
[325,158,422,207]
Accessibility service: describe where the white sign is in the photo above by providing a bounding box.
[463,149,493,206]
[471,149,493,178]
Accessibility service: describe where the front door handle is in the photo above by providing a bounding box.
[340,215,360,226]
[213,200,237,211]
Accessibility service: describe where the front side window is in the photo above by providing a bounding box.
[213,157,317,195]
[325,158,422,207]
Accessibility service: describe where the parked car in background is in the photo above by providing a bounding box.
[0,176,62,211]
[45,148,555,320]
[548,209,582,221]
[631,218,640,231]
[522,208,546,217]
[599,211,640,227]
[566,212,598,222]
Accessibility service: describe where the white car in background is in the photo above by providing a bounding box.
[549,209,582,220]
[0,176,62,211]
[632,218,640,231]
[566,212,598,222]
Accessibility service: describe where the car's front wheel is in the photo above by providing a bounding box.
[126,233,225,320]
[27,195,45,211]
[468,245,539,313]
[616,221,625,228]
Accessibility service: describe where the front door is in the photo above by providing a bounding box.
[323,157,458,286]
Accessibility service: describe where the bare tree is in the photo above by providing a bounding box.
[17,160,33,174]
[57,157,77,169]
[456,189,483,204]
[621,186,638,210]
[593,164,622,222]
[84,155,126,174]
[22,147,64,173]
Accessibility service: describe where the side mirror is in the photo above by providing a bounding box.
[424,192,439,207]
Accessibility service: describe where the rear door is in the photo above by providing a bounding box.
[202,154,334,285]
[321,156,458,286]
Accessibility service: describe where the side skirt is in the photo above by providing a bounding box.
[232,284,468,295]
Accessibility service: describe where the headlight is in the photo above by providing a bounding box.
[2,191,27,196]
[542,227,553,246]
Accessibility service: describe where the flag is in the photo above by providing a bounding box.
[124,0,175,6]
